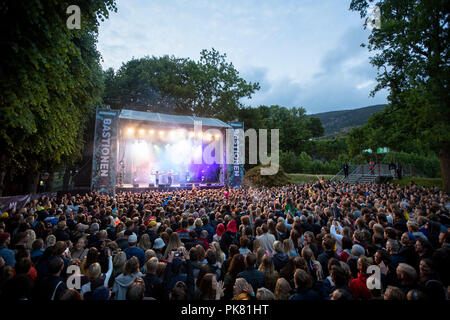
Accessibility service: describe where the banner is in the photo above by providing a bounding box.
[0,194,31,212]
[227,122,245,188]
[91,109,120,194]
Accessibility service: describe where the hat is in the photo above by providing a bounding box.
[0,212,8,219]
[149,221,157,227]
[128,234,137,244]
[227,220,237,233]
[0,232,11,244]
[153,238,165,249]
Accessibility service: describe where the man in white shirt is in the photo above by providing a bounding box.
[256,224,275,253]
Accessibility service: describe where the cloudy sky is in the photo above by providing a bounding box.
[97,0,388,114]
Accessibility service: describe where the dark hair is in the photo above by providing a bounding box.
[294,268,312,289]
[341,236,353,250]
[245,252,257,269]
[330,266,348,287]
[126,278,145,300]
[48,256,64,274]
[124,257,140,275]
[205,249,217,265]
[198,273,216,300]
[15,257,31,275]
[240,236,250,248]
[227,254,245,278]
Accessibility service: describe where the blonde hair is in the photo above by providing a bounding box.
[45,234,56,248]
[211,242,225,264]
[256,287,275,300]
[26,229,36,250]
[88,262,101,281]
[274,278,292,300]
[273,241,284,254]
[163,232,183,259]
[113,251,127,277]
[138,234,151,251]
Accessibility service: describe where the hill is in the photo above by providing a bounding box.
[309,104,386,135]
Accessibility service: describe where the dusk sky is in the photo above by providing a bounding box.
[97,0,388,114]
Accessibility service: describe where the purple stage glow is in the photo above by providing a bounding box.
[118,126,223,185]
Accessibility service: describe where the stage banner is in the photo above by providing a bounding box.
[0,194,31,212]
[91,109,119,194]
[227,122,245,188]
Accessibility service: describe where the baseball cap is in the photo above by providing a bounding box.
[128,234,138,244]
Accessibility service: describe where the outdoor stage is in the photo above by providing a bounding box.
[91,109,245,194]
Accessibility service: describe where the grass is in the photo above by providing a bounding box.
[391,176,442,189]
[287,173,334,184]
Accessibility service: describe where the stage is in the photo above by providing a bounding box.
[91,109,244,194]
[115,183,225,192]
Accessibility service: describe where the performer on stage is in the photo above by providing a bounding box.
[155,170,159,186]
[167,171,172,186]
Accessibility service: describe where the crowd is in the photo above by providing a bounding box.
[0,180,449,301]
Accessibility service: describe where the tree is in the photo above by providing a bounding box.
[350,0,450,191]
[103,48,260,122]
[307,117,325,138]
[0,0,117,195]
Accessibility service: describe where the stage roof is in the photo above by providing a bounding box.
[119,109,232,128]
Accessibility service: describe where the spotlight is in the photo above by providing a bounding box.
[215,133,221,139]
[197,132,203,138]
[127,127,135,134]
[159,130,164,136]
[138,128,145,135]
[206,133,212,140]
[189,131,195,138]
[149,129,154,135]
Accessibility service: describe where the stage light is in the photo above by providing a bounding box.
[189,131,195,138]
[149,129,154,135]
[138,128,145,135]
[215,133,221,139]
[127,127,135,134]
[159,130,164,137]
[206,133,212,141]
[197,132,203,138]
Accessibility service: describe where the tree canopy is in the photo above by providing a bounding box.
[0,0,117,194]
[103,48,260,122]
[349,0,450,191]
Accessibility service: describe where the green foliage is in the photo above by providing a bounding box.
[103,48,260,122]
[306,117,324,137]
[287,173,334,184]
[242,164,292,188]
[350,0,450,191]
[0,0,117,176]
[392,177,442,190]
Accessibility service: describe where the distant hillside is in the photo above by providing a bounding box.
[309,104,386,135]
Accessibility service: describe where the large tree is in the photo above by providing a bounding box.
[0,0,117,195]
[350,0,450,191]
[103,48,260,122]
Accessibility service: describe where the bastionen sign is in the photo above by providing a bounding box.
[91,108,119,194]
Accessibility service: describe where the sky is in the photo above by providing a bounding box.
[97,0,388,114]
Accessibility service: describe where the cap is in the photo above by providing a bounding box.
[128,234,137,244]
[149,221,157,227]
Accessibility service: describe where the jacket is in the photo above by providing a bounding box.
[272,253,289,272]
[349,273,372,300]
[112,272,143,300]
[289,287,321,300]
[0,245,15,267]
[237,268,265,292]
